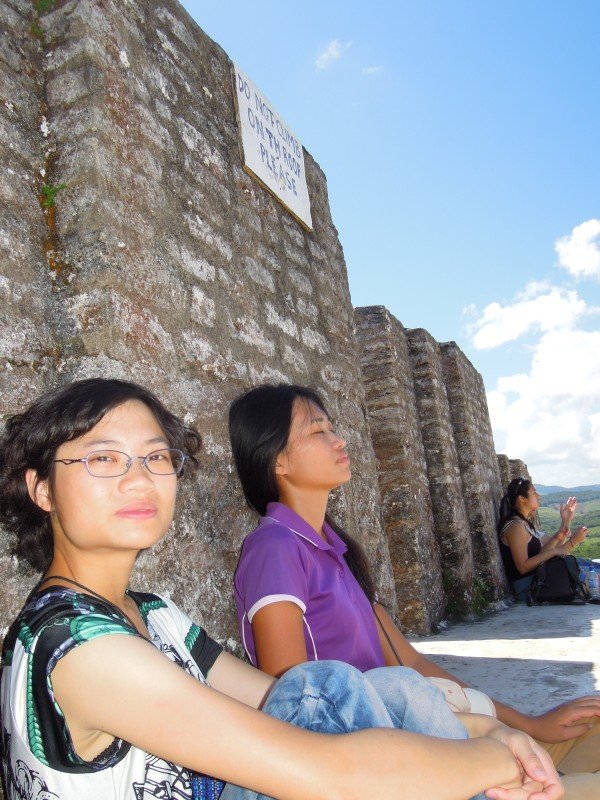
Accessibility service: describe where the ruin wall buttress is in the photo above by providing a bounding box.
[355,308,514,627]
[440,343,508,600]
[497,455,532,492]
[354,306,444,634]
[405,327,475,617]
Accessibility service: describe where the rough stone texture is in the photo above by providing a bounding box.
[497,455,532,492]
[405,328,474,617]
[0,0,395,650]
[356,309,514,626]
[354,307,444,634]
[509,459,531,483]
[497,454,512,492]
[0,0,61,632]
[440,342,508,600]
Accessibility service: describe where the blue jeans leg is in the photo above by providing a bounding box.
[512,575,533,600]
[364,667,485,800]
[364,665,469,739]
[219,661,485,800]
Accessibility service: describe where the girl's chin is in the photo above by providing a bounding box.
[117,525,169,549]
[334,470,352,487]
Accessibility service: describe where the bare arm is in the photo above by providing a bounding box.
[374,603,600,742]
[50,633,530,800]
[251,600,307,677]
[207,650,275,709]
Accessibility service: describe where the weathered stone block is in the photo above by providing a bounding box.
[510,459,531,482]
[406,328,474,617]
[355,307,444,634]
[441,342,508,601]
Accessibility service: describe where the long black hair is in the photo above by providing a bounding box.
[0,378,202,572]
[228,383,376,603]
[497,477,534,536]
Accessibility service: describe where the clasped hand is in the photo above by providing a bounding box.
[485,724,563,800]
[570,525,588,546]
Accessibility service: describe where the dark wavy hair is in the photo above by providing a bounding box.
[228,383,376,603]
[497,477,534,536]
[0,378,202,572]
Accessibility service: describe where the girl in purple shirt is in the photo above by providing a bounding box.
[235,500,385,673]
[229,383,600,788]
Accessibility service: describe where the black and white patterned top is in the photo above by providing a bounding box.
[1,587,223,800]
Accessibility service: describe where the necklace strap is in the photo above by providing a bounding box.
[39,575,151,642]
[41,574,111,602]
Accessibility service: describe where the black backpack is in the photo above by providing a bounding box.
[527,555,588,606]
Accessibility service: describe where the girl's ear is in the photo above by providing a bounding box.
[274,458,286,476]
[275,452,289,477]
[25,469,52,513]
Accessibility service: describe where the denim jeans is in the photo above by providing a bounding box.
[512,574,533,600]
[220,660,486,800]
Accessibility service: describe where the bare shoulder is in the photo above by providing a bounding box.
[52,631,195,712]
[502,518,531,542]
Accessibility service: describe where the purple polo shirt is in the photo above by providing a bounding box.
[234,502,385,672]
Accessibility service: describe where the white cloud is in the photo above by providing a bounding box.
[361,66,383,76]
[468,283,587,350]
[515,279,552,300]
[468,252,600,484]
[315,39,352,71]
[488,327,600,485]
[555,219,600,279]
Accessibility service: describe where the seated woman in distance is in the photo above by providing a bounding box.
[498,478,588,600]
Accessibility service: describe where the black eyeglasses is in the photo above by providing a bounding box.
[53,449,187,478]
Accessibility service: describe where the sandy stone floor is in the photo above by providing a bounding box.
[411,602,600,715]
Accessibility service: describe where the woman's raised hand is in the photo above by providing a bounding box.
[559,497,577,526]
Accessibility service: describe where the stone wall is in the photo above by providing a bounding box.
[0,0,61,633]
[354,307,444,634]
[509,459,531,484]
[405,327,475,618]
[497,455,532,492]
[355,307,512,631]
[441,343,507,600]
[0,0,395,646]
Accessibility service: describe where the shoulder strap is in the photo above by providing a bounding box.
[500,516,534,539]
[373,604,403,666]
[562,555,585,592]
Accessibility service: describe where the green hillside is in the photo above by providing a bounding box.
[537,491,600,559]
[537,483,600,495]
[540,488,600,505]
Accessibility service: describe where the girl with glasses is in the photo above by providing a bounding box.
[0,378,560,800]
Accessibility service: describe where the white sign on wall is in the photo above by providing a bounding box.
[233,64,312,230]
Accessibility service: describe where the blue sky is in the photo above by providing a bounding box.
[180,1,600,486]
